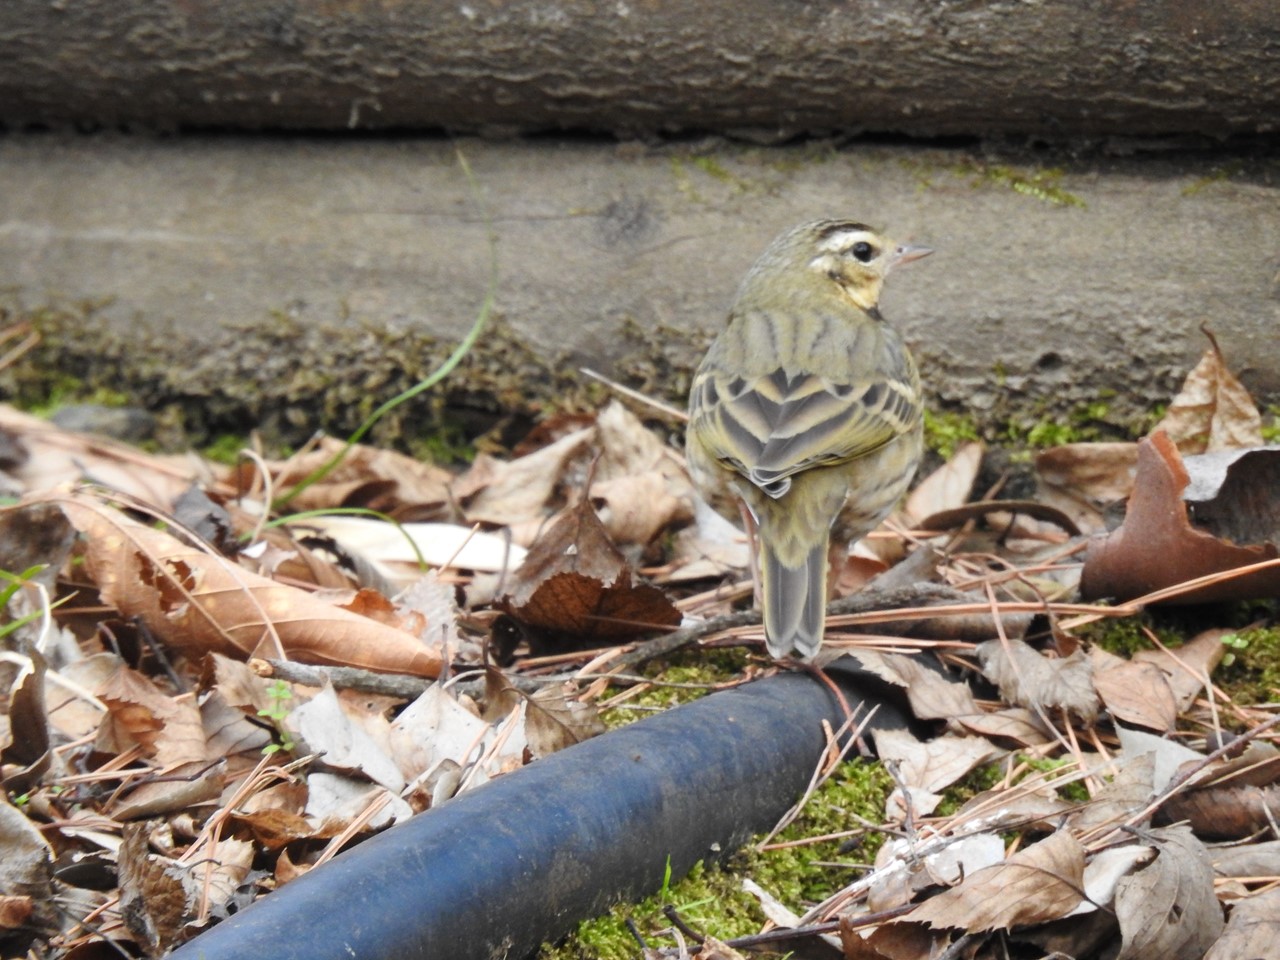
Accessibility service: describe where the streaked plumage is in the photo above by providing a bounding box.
[686,219,929,658]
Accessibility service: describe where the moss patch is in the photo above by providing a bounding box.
[541,758,895,960]
[0,301,710,457]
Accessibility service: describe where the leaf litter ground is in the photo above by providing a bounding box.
[0,330,1278,960]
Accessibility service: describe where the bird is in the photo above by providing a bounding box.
[685,218,930,659]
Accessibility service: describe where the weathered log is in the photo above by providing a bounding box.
[1,0,1277,140]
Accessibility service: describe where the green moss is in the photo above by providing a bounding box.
[1076,612,1186,658]
[600,649,751,730]
[540,861,767,960]
[1216,627,1280,705]
[899,157,1087,208]
[923,409,982,460]
[737,760,895,904]
[1022,756,1089,804]
[200,433,254,465]
[1003,398,1142,448]
[1261,405,1280,444]
[541,758,893,960]
[1180,161,1245,197]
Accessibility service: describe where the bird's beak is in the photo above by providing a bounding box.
[888,244,933,272]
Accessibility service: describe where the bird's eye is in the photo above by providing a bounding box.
[851,241,876,263]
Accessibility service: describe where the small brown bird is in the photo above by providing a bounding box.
[686,219,930,658]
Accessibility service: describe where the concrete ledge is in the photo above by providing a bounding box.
[1,133,1277,443]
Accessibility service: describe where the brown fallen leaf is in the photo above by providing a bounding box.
[483,668,605,759]
[1034,441,1138,534]
[95,665,208,768]
[237,435,454,515]
[1090,647,1178,732]
[842,918,939,960]
[846,650,980,723]
[1153,327,1263,455]
[459,427,594,526]
[876,728,1005,820]
[1065,751,1157,833]
[906,829,1087,931]
[1203,888,1280,960]
[1131,628,1227,712]
[953,708,1054,748]
[1165,783,1280,841]
[976,638,1099,726]
[497,493,680,655]
[50,492,441,678]
[1080,432,1280,604]
[0,404,214,508]
[1113,825,1224,960]
[902,441,984,526]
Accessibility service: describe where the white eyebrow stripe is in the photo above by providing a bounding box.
[815,228,877,253]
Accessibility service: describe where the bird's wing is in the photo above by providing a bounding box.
[689,362,919,498]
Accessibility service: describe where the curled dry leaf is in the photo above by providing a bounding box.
[1113,825,1224,960]
[1130,628,1226,713]
[459,427,594,526]
[50,492,441,678]
[498,494,680,655]
[1153,329,1263,455]
[1081,432,1280,604]
[906,829,1087,932]
[0,404,211,509]
[95,665,208,768]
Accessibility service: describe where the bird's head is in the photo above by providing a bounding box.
[745,219,932,314]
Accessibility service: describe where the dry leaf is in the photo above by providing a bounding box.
[1113,825,1224,960]
[1131,628,1227,712]
[908,829,1086,931]
[1181,445,1280,546]
[976,638,1098,726]
[0,404,209,508]
[1203,888,1280,960]
[96,666,208,768]
[460,427,594,526]
[1081,432,1280,604]
[876,728,1005,819]
[498,494,680,654]
[953,707,1054,747]
[902,441,984,526]
[847,650,980,723]
[1154,329,1263,455]
[1066,751,1157,833]
[1035,442,1138,533]
[291,684,405,792]
[483,669,605,759]
[51,492,441,677]
[1090,647,1178,732]
[241,436,453,514]
[842,918,938,960]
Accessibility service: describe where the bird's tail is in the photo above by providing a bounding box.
[759,535,829,659]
